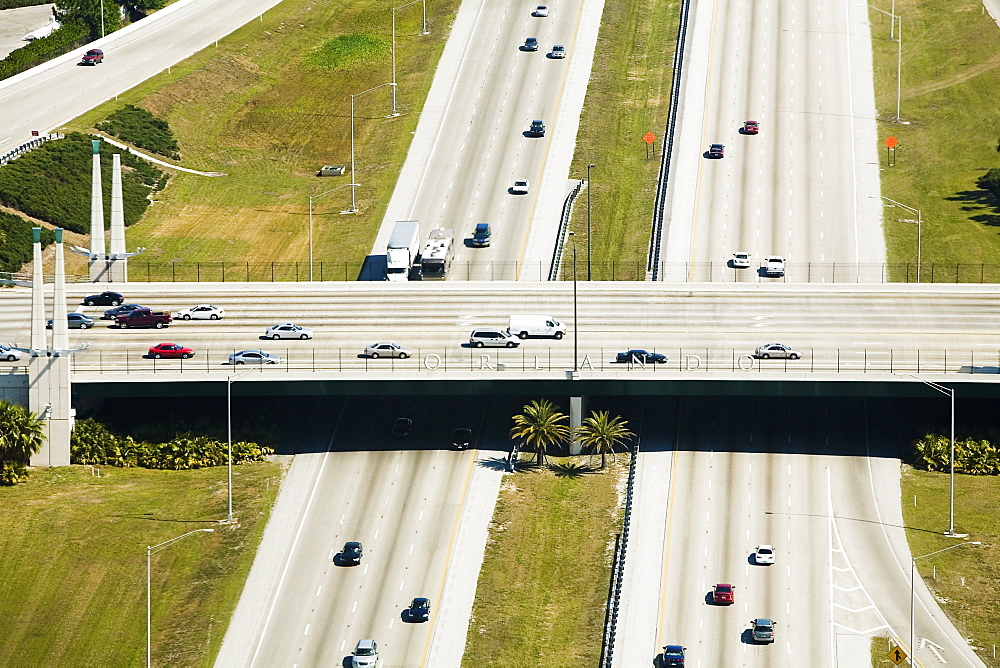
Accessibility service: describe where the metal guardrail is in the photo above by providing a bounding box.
[648,0,693,280]
[100,260,1000,283]
[0,132,64,166]
[549,179,587,281]
[600,420,641,667]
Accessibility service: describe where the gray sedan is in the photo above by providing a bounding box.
[230,350,282,365]
[264,323,313,340]
[364,342,413,359]
[754,343,801,360]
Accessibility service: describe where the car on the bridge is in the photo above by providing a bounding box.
[451,427,473,450]
[47,312,94,329]
[351,638,378,667]
[510,179,529,195]
[469,328,520,348]
[532,5,549,16]
[712,583,735,605]
[79,48,103,65]
[742,120,759,135]
[731,251,751,268]
[364,342,412,359]
[341,541,364,565]
[392,417,413,438]
[754,544,776,564]
[616,349,667,364]
[115,308,171,329]
[148,343,195,359]
[764,255,785,276]
[229,350,281,365]
[662,644,686,666]
[754,344,800,360]
[708,143,725,158]
[406,597,431,622]
[527,119,545,136]
[177,304,225,320]
[102,303,143,320]
[82,291,123,306]
[264,323,313,340]
[0,344,23,362]
[522,36,539,51]
[750,618,776,644]
[549,44,566,58]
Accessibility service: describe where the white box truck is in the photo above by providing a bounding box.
[386,221,420,281]
[508,315,567,339]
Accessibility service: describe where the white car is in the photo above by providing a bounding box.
[229,350,281,365]
[532,4,549,16]
[364,342,413,359]
[549,44,566,58]
[732,252,750,268]
[351,639,379,667]
[176,304,225,320]
[754,544,775,565]
[264,323,313,340]
[0,344,24,362]
[764,255,785,276]
[511,179,529,195]
[754,343,801,360]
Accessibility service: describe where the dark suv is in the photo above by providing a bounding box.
[528,120,545,137]
[472,223,492,247]
[80,49,104,65]
[662,645,686,666]
[523,37,539,51]
[450,428,472,450]
[340,541,363,565]
[708,143,725,158]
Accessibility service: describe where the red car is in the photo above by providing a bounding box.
[712,583,735,604]
[148,343,195,359]
[743,120,759,135]
[80,49,104,65]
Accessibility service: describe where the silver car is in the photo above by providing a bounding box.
[0,344,23,362]
[264,323,313,340]
[177,304,225,320]
[754,343,801,360]
[230,350,282,365]
[732,251,751,268]
[549,44,566,58]
[364,342,413,359]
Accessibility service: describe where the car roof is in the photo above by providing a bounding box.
[355,638,376,649]
[757,544,774,549]
[754,618,773,625]
[664,644,684,652]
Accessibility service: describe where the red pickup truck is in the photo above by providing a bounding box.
[114,308,171,329]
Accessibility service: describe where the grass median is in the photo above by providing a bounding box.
[901,467,999,666]
[870,1,1000,280]
[0,461,283,666]
[61,0,460,277]
[463,457,626,666]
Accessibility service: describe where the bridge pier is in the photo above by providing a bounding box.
[569,394,585,455]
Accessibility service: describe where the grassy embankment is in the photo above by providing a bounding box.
[901,468,999,666]
[0,462,283,666]
[870,1,1000,281]
[462,457,626,666]
[565,0,680,280]
[61,0,460,280]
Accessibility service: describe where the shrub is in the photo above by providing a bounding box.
[97,105,181,160]
[0,210,54,274]
[0,461,29,485]
[911,434,1000,475]
[0,22,88,82]
[978,168,1000,202]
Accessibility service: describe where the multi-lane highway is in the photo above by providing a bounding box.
[661,0,885,282]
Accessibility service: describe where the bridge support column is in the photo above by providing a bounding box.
[87,139,109,283]
[569,395,586,455]
[107,154,128,283]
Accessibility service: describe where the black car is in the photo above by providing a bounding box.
[82,291,123,307]
[472,223,492,247]
[523,37,539,51]
[662,644,686,666]
[450,428,473,450]
[47,312,94,329]
[616,349,667,364]
[102,303,143,320]
[407,597,431,622]
[392,417,413,438]
[708,143,725,158]
[341,541,363,565]
[528,119,545,137]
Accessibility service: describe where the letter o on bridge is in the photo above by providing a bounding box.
[737,354,755,371]
[423,354,442,370]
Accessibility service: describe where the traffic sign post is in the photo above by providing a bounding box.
[887,644,907,665]
[885,135,898,166]
[644,131,656,159]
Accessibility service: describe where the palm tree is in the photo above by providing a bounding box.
[575,410,634,469]
[510,399,570,466]
[0,400,46,464]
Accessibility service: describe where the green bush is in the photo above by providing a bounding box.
[0,210,54,274]
[0,133,167,234]
[977,168,1000,203]
[0,0,50,8]
[0,22,88,82]
[0,461,28,485]
[97,105,181,160]
[911,434,1000,475]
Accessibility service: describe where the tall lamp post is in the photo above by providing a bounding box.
[880,196,921,282]
[346,82,396,214]
[586,163,595,280]
[906,374,961,536]
[308,183,359,280]
[909,541,980,666]
[568,231,578,373]
[147,529,215,668]
[390,0,429,117]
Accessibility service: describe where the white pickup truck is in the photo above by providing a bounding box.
[764,255,785,277]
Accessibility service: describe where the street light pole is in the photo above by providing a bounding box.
[587,163,595,281]
[879,197,921,282]
[568,231,578,373]
[309,183,360,279]
[906,374,960,536]
[909,541,980,666]
[346,83,395,214]
[147,529,214,668]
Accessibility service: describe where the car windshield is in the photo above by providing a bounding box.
[717,585,731,592]
[757,623,773,631]
[758,548,773,554]
[355,648,375,656]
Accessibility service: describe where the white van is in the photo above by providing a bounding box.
[507,315,566,340]
[470,328,520,348]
